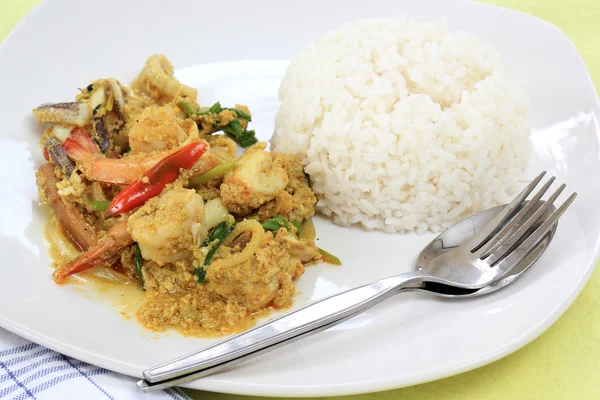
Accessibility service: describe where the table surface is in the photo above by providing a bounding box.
[1,0,598,399]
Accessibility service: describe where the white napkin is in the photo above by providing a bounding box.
[0,328,190,400]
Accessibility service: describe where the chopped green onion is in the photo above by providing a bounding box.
[227,108,252,121]
[291,221,303,237]
[181,100,224,116]
[134,244,146,289]
[195,267,207,284]
[238,130,258,148]
[209,101,223,114]
[203,222,236,266]
[262,215,290,232]
[180,101,199,116]
[92,200,111,212]
[188,161,235,187]
[318,247,342,266]
[203,221,227,246]
[222,118,244,138]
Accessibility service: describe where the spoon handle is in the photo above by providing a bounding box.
[138,271,425,391]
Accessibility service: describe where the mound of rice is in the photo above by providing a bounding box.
[272,18,531,234]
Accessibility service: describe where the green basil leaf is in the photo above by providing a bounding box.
[222,118,243,138]
[238,130,258,148]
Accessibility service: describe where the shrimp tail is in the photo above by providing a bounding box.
[70,127,100,154]
[53,219,133,284]
[62,136,94,163]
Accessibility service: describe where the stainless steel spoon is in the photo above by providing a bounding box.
[406,199,557,298]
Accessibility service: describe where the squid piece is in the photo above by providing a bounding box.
[108,78,125,111]
[37,163,98,251]
[32,102,91,126]
[49,125,73,143]
[92,115,110,152]
[205,223,319,311]
[44,137,75,177]
[88,86,109,152]
[132,54,197,102]
[53,219,132,284]
[88,82,126,152]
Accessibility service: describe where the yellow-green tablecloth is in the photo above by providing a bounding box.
[2,1,598,398]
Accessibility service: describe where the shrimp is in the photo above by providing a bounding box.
[127,188,207,265]
[62,138,220,184]
[52,187,206,282]
[53,219,132,284]
[220,143,289,215]
[36,163,98,251]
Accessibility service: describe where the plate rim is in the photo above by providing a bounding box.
[1,0,599,397]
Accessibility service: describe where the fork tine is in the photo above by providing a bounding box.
[489,192,577,271]
[484,183,565,261]
[484,184,566,264]
[477,177,557,259]
[468,171,546,252]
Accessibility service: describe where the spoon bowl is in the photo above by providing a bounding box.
[412,200,557,298]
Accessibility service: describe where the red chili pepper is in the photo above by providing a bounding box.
[105,142,208,217]
[42,147,49,161]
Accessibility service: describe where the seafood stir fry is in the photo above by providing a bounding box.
[33,55,331,336]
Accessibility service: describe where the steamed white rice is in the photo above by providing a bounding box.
[272,18,531,234]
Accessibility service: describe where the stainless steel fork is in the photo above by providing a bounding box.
[138,171,576,391]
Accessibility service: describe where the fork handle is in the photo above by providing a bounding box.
[139,271,425,391]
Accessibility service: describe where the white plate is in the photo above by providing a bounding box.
[0,0,599,397]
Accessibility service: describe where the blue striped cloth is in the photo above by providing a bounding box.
[0,328,190,400]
